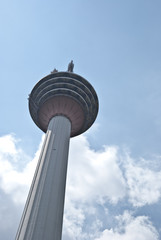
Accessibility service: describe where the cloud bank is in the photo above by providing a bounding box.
[0,134,160,239]
[95,211,159,240]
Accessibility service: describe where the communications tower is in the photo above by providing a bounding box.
[16,62,99,240]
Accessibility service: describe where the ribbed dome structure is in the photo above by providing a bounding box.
[29,71,98,137]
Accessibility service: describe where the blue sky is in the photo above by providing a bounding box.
[0,0,161,239]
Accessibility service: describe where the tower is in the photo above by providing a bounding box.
[15,63,99,240]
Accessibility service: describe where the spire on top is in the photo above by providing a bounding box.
[67,60,74,72]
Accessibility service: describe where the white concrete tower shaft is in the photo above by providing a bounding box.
[16,116,71,240]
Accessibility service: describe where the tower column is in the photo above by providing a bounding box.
[16,116,71,240]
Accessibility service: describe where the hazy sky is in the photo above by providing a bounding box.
[0,1,161,239]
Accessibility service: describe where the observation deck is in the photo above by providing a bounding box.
[29,71,98,137]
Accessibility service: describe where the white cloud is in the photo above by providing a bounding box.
[95,211,159,240]
[0,134,18,156]
[0,134,42,204]
[124,155,161,207]
[63,135,161,239]
[67,135,126,204]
